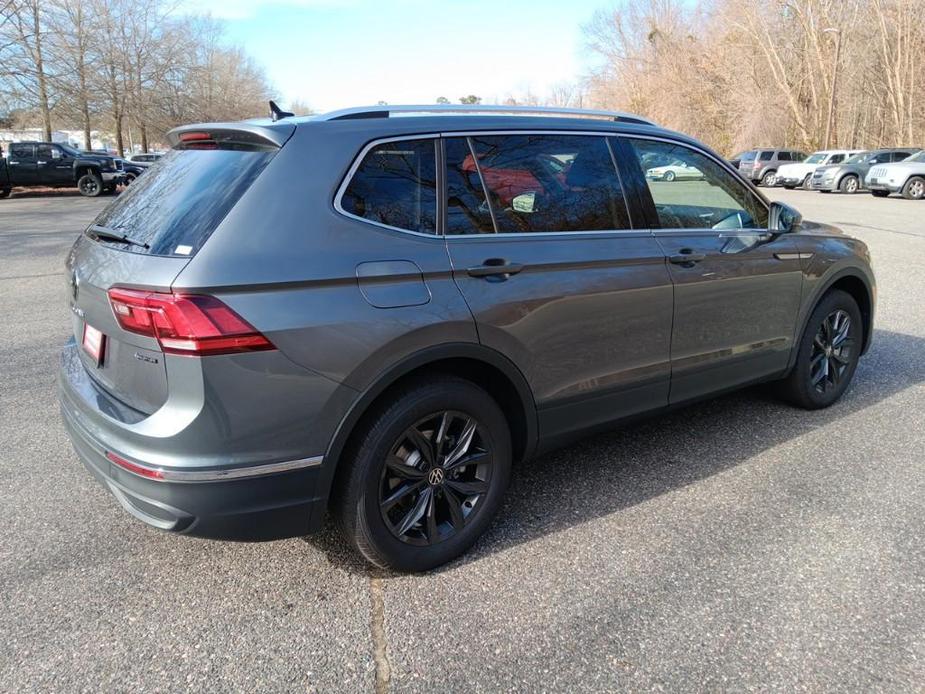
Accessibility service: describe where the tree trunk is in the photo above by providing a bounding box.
[31,1,52,142]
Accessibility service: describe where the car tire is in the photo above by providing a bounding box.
[839,175,859,194]
[783,185,795,190]
[819,189,832,194]
[0,187,10,199]
[663,171,676,182]
[102,183,117,195]
[332,376,512,572]
[760,170,777,187]
[901,176,925,200]
[871,190,890,198]
[778,289,862,410]
[77,172,103,197]
[802,174,813,190]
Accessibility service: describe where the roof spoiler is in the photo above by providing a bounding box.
[167,122,295,149]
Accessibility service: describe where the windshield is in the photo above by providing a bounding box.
[805,153,827,164]
[844,152,872,165]
[91,147,275,256]
[59,143,81,157]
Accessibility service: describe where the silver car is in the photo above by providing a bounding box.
[810,148,920,193]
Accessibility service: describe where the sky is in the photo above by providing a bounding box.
[181,0,610,113]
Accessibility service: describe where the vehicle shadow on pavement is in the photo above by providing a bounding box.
[307,328,925,575]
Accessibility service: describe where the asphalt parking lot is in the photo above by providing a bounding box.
[1,188,923,692]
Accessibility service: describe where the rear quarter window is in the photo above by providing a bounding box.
[91,147,274,257]
[339,138,437,234]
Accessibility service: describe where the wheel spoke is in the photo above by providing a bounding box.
[380,480,426,511]
[445,478,489,497]
[434,411,451,455]
[406,426,435,466]
[395,487,431,537]
[386,455,426,480]
[811,356,829,387]
[813,334,826,351]
[828,357,840,385]
[442,417,477,469]
[425,488,439,543]
[443,487,465,529]
[832,350,850,365]
[444,449,488,472]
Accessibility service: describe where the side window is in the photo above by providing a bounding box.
[759,151,774,161]
[627,138,769,230]
[36,144,54,159]
[829,154,845,164]
[444,137,495,234]
[10,144,33,159]
[891,151,912,162]
[778,152,792,162]
[340,138,437,234]
[460,134,630,234]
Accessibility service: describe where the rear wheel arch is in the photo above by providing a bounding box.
[319,344,538,509]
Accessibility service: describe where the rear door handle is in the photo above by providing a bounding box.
[669,250,706,265]
[466,259,524,279]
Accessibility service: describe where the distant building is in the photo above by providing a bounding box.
[0,128,111,152]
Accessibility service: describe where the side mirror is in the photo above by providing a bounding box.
[769,201,802,233]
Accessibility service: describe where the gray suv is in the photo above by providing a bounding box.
[810,148,920,193]
[59,105,875,571]
[738,148,808,186]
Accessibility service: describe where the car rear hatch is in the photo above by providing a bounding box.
[65,122,293,415]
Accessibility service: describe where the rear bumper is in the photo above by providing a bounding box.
[61,401,326,539]
[57,338,343,540]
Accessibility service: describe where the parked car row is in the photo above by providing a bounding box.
[0,142,165,198]
[730,146,925,200]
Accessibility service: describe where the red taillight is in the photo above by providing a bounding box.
[178,131,211,141]
[108,288,275,356]
[106,451,164,480]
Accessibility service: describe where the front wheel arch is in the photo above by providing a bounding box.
[788,271,873,375]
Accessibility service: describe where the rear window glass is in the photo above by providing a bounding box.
[740,151,756,161]
[340,139,437,234]
[91,147,274,256]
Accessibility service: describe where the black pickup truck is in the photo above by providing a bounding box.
[0,141,125,198]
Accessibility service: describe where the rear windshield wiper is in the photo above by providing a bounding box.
[87,224,150,250]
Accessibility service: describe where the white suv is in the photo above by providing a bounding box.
[776,150,862,190]
[866,150,925,199]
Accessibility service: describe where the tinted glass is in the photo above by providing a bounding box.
[444,137,494,234]
[36,144,54,158]
[778,152,792,161]
[465,134,630,233]
[10,144,33,158]
[341,139,437,234]
[92,147,274,256]
[759,151,774,161]
[892,151,913,161]
[628,139,768,230]
[829,154,845,164]
[741,151,757,162]
[805,152,826,164]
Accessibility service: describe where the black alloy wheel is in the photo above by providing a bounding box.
[778,289,862,409]
[333,376,511,571]
[809,309,855,394]
[380,411,492,546]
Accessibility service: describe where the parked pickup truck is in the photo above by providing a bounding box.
[0,141,125,198]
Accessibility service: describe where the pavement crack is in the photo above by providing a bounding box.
[369,574,391,694]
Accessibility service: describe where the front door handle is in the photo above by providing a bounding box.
[669,249,706,265]
[466,258,524,279]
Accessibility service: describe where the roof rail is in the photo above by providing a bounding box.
[315,104,657,127]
